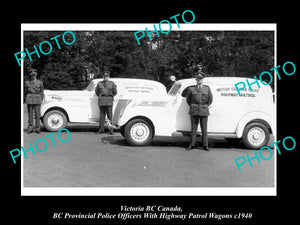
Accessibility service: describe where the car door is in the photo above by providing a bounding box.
[89,92,99,121]
[174,86,190,132]
[206,84,245,133]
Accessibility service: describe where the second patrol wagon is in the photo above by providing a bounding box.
[115,77,275,149]
[40,78,167,131]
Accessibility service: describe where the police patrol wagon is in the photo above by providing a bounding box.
[41,77,275,150]
[115,77,275,149]
[41,78,166,132]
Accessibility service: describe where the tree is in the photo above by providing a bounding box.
[23,30,274,90]
[24,31,89,90]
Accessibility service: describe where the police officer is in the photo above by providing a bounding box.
[95,71,117,134]
[24,68,44,134]
[186,72,213,151]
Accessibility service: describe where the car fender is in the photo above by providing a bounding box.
[118,107,157,127]
[236,111,275,138]
[41,101,63,117]
[118,105,175,136]
[41,101,90,122]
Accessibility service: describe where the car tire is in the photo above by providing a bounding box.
[124,119,154,146]
[242,122,270,149]
[43,110,68,132]
[119,126,125,137]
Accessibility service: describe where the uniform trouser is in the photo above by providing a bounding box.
[27,104,41,131]
[99,105,113,132]
[189,115,208,147]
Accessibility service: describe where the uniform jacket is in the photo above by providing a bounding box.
[24,79,44,105]
[186,84,213,116]
[95,80,117,106]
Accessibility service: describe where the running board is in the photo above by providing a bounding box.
[172,131,237,138]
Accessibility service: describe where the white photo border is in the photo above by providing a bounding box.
[21,23,277,196]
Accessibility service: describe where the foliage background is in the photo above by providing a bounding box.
[23,30,274,90]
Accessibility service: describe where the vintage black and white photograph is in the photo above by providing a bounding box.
[20,24,276,195]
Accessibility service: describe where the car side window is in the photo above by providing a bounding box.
[181,86,193,97]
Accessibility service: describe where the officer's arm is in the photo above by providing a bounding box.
[186,88,192,105]
[95,83,99,97]
[40,81,45,100]
[113,83,117,96]
[208,86,213,106]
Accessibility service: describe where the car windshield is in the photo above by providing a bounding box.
[168,83,181,96]
[84,81,95,92]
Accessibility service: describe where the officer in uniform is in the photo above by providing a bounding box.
[186,72,213,151]
[95,71,117,134]
[24,68,44,133]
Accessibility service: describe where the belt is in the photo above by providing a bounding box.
[100,94,112,97]
[192,102,206,105]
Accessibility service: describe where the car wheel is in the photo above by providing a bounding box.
[119,126,125,137]
[242,122,270,149]
[43,110,68,132]
[124,119,154,146]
